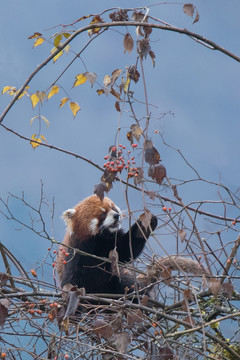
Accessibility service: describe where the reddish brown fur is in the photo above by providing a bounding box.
[57,195,117,282]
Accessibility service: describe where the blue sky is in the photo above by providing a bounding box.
[1,1,240,280]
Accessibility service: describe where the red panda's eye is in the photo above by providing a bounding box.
[111,206,119,214]
[98,212,107,224]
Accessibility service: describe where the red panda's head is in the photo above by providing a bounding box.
[62,195,123,239]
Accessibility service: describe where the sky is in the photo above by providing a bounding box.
[0,0,240,282]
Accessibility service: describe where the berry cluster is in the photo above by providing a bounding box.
[103,144,139,179]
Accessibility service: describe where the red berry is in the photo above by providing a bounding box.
[125,165,129,169]
[168,207,172,212]
[65,252,69,257]
[227,259,231,264]
[154,130,158,134]
[104,155,109,160]
[52,262,55,267]
[53,250,56,254]
[63,260,67,265]
[232,221,236,226]
[132,144,137,148]
[122,146,126,149]
[162,207,167,212]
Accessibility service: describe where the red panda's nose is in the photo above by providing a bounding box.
[113,213,120,221]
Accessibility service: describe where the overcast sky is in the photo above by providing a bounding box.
[1,1,240,280]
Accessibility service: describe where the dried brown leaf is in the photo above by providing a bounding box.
[63,288,81,319]
[146,190,157,201]
[193,10,200,24]
[178,229,187,243]
[115,101,121,112]
[222,282,234,299]
[113,332,131,353]
[183,4,195,17]
[137,38,151,58]
[123,33,134,55]
[149,50,156,67]
[131,11,145,22]
[109,9,129,22]
[134,167,144,186]
[139,209,152,231]
[183,288,194,302]
[94,182,108,200]
[145,140,160,165]
[127,309,143,327]
[148,164,166,184]
[93,319,113,340]
[161,267,172,285]
[112,69,122,84]
[141,294,149,307]
[209,278,221,296]
[109,248,120,277]
[126,131,134,144]
[159,346,174,360]
[128,65,140,83]
[130,124,143,142]
[110,87,121,100]
[0,273,8,286]
[184,316,195,328]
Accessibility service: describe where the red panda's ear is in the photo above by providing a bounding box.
[62,208,76,227]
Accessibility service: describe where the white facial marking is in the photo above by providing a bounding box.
[102,206,123,233]
[89,218,98,235]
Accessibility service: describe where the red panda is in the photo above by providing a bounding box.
[57,195,158,295]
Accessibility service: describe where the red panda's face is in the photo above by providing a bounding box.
[62,195,123,239]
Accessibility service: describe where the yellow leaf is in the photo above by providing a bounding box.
[40,116,50,128]
[31,93,40,109]
[124,77,130,93]
[33,37,45,47]
[40,135,47,142]
[54,34,62,47]
[30,116,38,126]
[64,44,70,54]
[59,97,69,108]
[30,134,41,149]
[87,15,103,36]
[96,89,104,95]
[63,32,71,39]
[73,73,87,87]
[69,102,81,118]
[48,86,59,100]
[2,86,12,94]
[53,50,63,62]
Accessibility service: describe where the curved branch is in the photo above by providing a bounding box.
[1,21,239,124]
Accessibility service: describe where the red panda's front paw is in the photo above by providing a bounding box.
[150,214,158,232]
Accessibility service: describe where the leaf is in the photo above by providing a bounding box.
[110,87,121,100]
[111,68,122,84]
[69,102,81,118]
[137,38,151,59]
[127,309,143,327]
[41,116,50,128]
[139,210,152,231]
[0,300,10,328]
[40,135,47,142]
[183,4,195,17]
[0,273,8,286]
[59,97,69,108]
[128,65,140,83]
[109,248,120,277]
[134,167,144,186]
[130,124,143,142]
[208,278,221,296]
[123,77,130,93]
[88,15,104,36]
[115,101,121,112]
[113,332,131,353]
[36,91,46,104]
[33,37,45,47]
[63,32,71,39]
[184,316,195,328]
[73,73,88,87]
[103,75,112,87]
[145,140,160,165]
[48,85,59,100]
[85,72,97,87]
[2,86,12,94]
[96,89,104,95]
[193,9,200,24]
[183,289,194,302]
[159,346,174,360]
[149,50,156,67]
[30,116,38,126]
[148,164,166,184]
[93,182,108,201]
[161,267,172,285]
[30,134,41,149]
[178,229,187,242]
[124,33,134,55]
[64,44,70,54]
[30,93,40,109]
[93,319,113,340]
[63,288,81,319]
[222,282,234,299]
[28,32,42,39]
[54,34,62,47]
[53,50,63,62]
